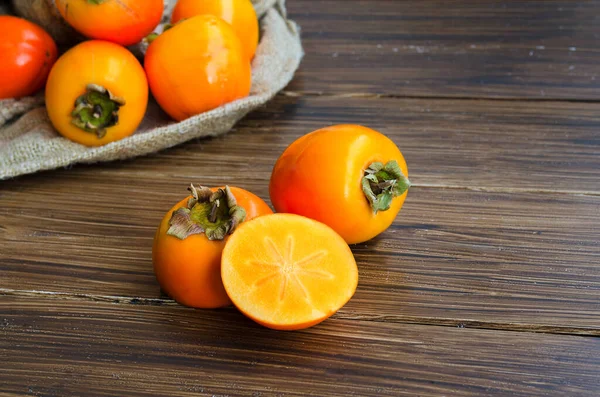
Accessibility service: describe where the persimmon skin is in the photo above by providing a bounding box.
[45,40,148,146]
[269,125,409,245]
[55,0,163,46]
[144,14,251,121]
[171,0,259,60]
[153,187,273,309]
[0,16,57,99]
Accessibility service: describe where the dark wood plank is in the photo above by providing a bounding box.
[2,295,600,396]
[1,172,599,332]
[243,95,600,193]
[7,94,599,190]
[287,0,600,99]
[1,96,599,332]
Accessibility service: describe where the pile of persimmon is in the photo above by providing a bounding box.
[152,125,410,331]
[2,2,413,332]
[2,0,257,146]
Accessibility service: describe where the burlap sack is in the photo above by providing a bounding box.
[0,0,302,180]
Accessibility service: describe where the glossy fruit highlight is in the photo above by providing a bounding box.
[171,0,259,60]
[269,125,410,244]
[144,14,251,121]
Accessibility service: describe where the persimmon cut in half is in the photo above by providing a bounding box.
[221,213,358,330]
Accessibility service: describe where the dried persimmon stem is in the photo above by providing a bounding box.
[362,160,411,214]
[167,184,246,240]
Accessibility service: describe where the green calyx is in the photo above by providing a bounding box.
[71,84,125,139]
[362,160,411,214]
[145,23,176,44]
[167,184,247,241]
[86,0,106,4]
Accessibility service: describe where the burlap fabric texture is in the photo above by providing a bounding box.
[0,0,302,179]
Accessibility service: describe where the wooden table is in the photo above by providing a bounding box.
[2,1,600,395]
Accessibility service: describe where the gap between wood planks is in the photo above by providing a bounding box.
[280,90,600,104]
[2,287,598,337]
[412,184,600,197]
[275,91,600,196]
[4,93,599,337]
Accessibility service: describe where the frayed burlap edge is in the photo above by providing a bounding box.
[0,0,302,180]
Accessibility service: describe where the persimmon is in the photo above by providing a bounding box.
[221,213,358,330]
[269,125,411,245]
[0,16,57,99]
[45,40,148,146]
[144,14,251,121]
[171,0,259,60]
[153,185,273,309]
[54,0,163,46]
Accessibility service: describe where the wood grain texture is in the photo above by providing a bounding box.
[287,0,600,99]
[1,96,599,333]
[2,295,600,397]
[1,172,599,332]
[6,95,599,192]
[242,95,600,193]
[2,1,600,394]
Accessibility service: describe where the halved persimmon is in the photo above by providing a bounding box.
[221,213,358,330]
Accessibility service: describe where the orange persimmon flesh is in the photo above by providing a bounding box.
[221,213,358,330]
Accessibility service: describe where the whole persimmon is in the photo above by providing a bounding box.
[269,125,411,245]
[55,0,163,46]
[171,0,259,60]
[153,185,273,309]
[0,16,57,99]
[144,14,251,121]
[45,40,148,146]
